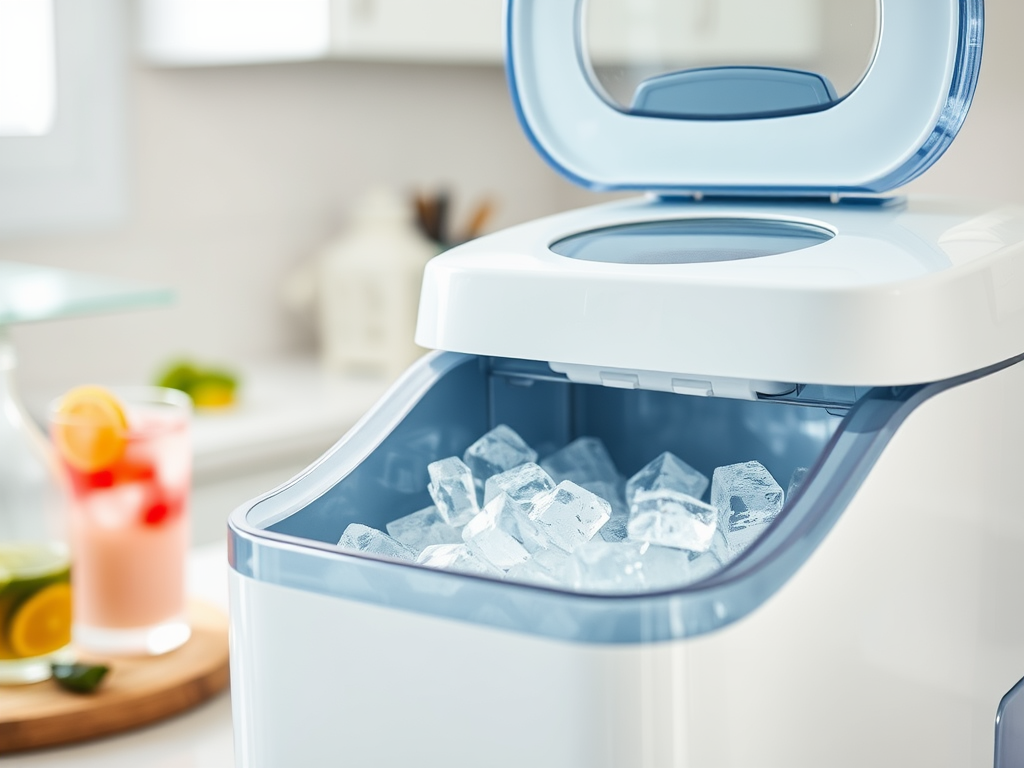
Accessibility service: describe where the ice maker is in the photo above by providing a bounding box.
[228,1,1024,766]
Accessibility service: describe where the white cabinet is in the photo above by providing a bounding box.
[136,0,504,67]
[137,0,834,71]
[328,0,503,63]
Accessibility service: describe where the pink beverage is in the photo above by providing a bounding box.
[51,387,191,655]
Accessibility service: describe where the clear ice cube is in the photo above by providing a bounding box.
[462,424,537,483]
[598,516,629,543]
[580,480,629,543]
[462,498,531,570]
[491,493,551,554]
[338,523,417,561]
[625,451,709,506]
[787,466,809,500]
[686,549,723,583]
[627,489,717,552]
[427,456,479,526]
[539,437,619,485]
[529,481,611,553]
[483,462,555,513]
[707,528,735,567]
[416,543,504,577]
[572,540,648,593]
[640,543,699,590]
[386,506,463,554]
[504,548,581,588]
[711,461,784,559]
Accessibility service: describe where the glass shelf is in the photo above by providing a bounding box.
[0,260,172,326]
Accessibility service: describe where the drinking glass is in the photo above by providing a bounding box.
[51,387,191,655]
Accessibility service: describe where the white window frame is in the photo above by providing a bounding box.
[0,0,126,236]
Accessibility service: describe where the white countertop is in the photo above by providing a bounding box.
[2,544,235,768]
[189,358,390,483]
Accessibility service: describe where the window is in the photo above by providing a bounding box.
[0,0,56,136]
[0,0,125,236]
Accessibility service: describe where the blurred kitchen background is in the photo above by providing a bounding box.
[2,0,1024,544]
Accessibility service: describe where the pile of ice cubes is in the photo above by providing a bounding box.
[336,425,793,593]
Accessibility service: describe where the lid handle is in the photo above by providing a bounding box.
[631,66,839,120]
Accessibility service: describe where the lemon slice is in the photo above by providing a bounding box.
[52,386,128,472]
[8,582,72,658]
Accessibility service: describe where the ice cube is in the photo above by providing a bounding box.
[625,451,709,506]
[505,548,581,588]
[338,523,417,561]
[787,466,809,500]
[81,482,151,528]
[573,540,648,593]
[386,506,462,554]
[483,462,555,513]
[582,479,627,515]
[627,489,717,552]
[707,528,736,567]
[463,424,537,483]
[529,481,611,553]
[416,543,504,577]
[483,493,551,554]
[462,498,531,570]
[580,480,629,542]
[640,544,699,590]
[539,437,619,485]
[427,456,479,526]
[687,550,724,583]
[711,461,784,558]
[599,518,628,543]
[481,464,556,553]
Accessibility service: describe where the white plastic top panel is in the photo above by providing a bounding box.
[416,198,1024,386]
[505,0,983,195]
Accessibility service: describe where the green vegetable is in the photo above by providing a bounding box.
[51,662,110,694]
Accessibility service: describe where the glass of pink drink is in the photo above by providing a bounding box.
[51,387,191,656]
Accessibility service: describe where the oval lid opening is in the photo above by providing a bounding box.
[551,218,834,265]
[506,0,983,195]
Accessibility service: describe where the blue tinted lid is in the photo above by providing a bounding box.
[505,0,984,195]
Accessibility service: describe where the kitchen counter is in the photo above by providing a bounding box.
[2,544,236,767]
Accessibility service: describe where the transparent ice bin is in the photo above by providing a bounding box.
[229,351,926,643]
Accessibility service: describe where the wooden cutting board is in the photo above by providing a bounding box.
[0,599,230,754]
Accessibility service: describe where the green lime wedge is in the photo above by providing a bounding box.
[51,663,110,694]
[0,543,70,579]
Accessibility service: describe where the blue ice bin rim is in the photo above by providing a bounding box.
[227,351,1021,646]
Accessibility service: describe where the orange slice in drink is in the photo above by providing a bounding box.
[8,582,72,658]
[52,385,129,472]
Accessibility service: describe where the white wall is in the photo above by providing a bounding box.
[3,55,580,394]
[4,0,1024,397]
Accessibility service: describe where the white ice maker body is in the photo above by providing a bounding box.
[228,1,1024,765]
[229,348,1024,767]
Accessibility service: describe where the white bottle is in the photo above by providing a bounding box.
[317,187,439,378]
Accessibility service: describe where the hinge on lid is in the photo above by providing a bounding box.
[548,362,796,401]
